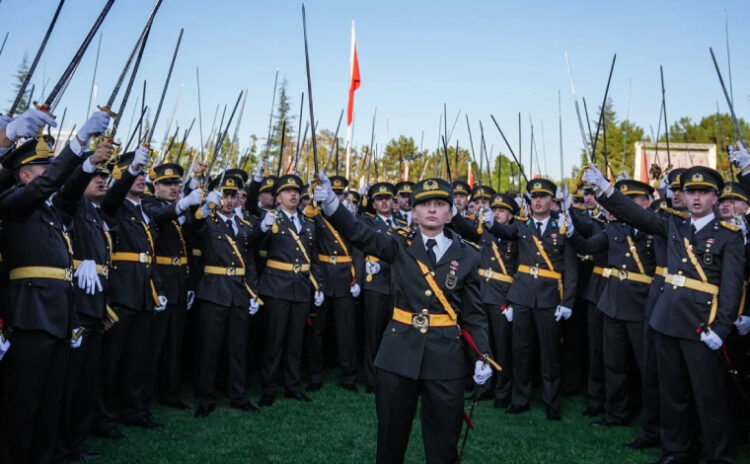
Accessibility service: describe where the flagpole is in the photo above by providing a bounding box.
[345,20,355,179]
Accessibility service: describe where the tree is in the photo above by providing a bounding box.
[267,78,296,176]
[9,53,30,113]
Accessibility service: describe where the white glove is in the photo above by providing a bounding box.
[616,169,630,181]
[502,305,513,322]
[177,188,203,212]
[313,172,337,206]
[730,142,750,170]
[260,211,277,232]
[0,334,9,361]
[583,164,610,193]
[131,146,150,170]
[358,183,369,196]
[74,259,103,295]
[554,305,573,321]
[734,216,748,245]
[186,290,195,311]
[155,295,168,312]
[5,108,57,141]
[735,315,750,336]
[563,212,575,237]
[350,283,361,298]
[252,161,265,182]
[700,329,723,350]
[205,190,222,207]
[0,115,13,131]
[482,208,494,227]
[560,184,571,211]
[658,172,670,191]
[76,110,110,143]
[249,298,260,315]
[70,328,84,349]
[365,261,381,275]
[473,360,492,385]
[314,290,325,307]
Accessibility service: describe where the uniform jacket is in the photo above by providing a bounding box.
[570,207,608,304]
[142,195,189,305]
[354,213,405,296]
[315,213,357,298]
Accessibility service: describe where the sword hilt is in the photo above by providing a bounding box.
[97,105,119,119]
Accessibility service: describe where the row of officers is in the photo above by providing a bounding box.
[0,108,750,463]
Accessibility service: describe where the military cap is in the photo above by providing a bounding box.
[614,179,654,197]
[410,178,453,206]
[225,168,248,185]
[259,175,278,193]
[105,151,142,180]
[151,163,184,184]
[582,184,596,194]
[525,178,556,197]
[348,189,361,204]
[329,175,349,192]
[368,182,395,199]
[471,185,496,201]
[720,182,749,203]
[395,181,414,196]
[681,166,723,193]
[300,183,310,200]
[452,180,471,196]
[208,174,242,192]
[275,174,303,194]
[3,135,56,171]
[667,168,686,190]
[490,192,520,215]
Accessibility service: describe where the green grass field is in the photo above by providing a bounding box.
[87,376,749,463]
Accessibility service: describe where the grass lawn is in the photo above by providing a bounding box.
[87,376,749,463]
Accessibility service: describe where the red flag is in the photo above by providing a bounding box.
[467,164,474,188]
[347,21,360,126]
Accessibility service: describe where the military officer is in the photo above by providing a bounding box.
[315,175,493,464]
[452,180,471,215]
[394,181,414,226]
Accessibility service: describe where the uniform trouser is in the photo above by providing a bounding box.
[261,296,308,395]
[639,321,661,442]
[194,300,249,407]
[586,301,605,410]
[363,291,392,388]
[55,313,102,461]
[97,306,152,431]
[0,330,68,464]
[486,303,512,402]
[561,296,588,394]
[511,305,561,410]
[307,294,358,385]
[656,332,736,463]
[602,315,644,423]
[144,302,186,404]
[375,369,464,464]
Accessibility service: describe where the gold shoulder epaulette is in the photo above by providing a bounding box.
[463,239,480,250]
[572,204,586,211]
[239,217,252,227]
[721,220,741,232]
[365,212,375,218]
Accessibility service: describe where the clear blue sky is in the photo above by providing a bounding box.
[1,0,748,179]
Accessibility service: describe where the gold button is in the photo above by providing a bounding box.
[391,328,395,332]
[622,265,627,269]
[682,258,688,263]
[625,253,631,257]
[420,328,427,334]
[421,309,429,315]
[425,290,432,296]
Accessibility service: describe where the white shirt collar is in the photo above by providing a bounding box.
[378,214,393,224]
[691,212,715,233]
[531,215,551,233]
[126,197,141,207]
[421,231,452,263]
[216,211,238,233]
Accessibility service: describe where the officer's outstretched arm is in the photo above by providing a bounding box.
[567,228,609,256]
[324,201,398,264]
[486,220,518,241]
[598,188,668,237]
[451,212,482,242]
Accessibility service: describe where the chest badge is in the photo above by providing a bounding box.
[446,260,459,289]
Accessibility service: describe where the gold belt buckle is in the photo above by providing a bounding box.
[602,268,613,278]
[483,269,493,280]
[226,267,237,276]
[412,311,430,333]
[328,255,338,265]
[529,265,539,278]
[617,270,628,281]
[671,274,686,287]
[171,257,181,266]
[139,252,149,263]
[101,266,109,278]
[293,263,301,273]
[65,268,73,282]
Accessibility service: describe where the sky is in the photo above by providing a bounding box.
[0,0,749,180]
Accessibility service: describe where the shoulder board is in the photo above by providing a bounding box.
[592,216,607,224]
[572,204,586,211]
[463,239,480,250]
[394,227,409,237]
[464,214,476,221]
[239,217,252,227]
[405,228,417,240]
[720,220,740,232]
[365,212,375,218]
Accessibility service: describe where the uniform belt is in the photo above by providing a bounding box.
[112,252,151,264]
[664,273,719,295]
[155,256,188,266]
[655,266,667,277]
[596,267,652,285]
[517,264,561,280]
[318,254,352,265]
[9,266,73,282]
[258,250,268,258]
[392,307,456,332]
[191,249,202,257]
[593,266,605,275]
[266,259,310,273]
[203,265,245,277]
[73,259,109,277]
[478,268,513,283]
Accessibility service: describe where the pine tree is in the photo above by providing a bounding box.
[9,53,30,112]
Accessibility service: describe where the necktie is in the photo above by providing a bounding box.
[386,219,392,227]
[291,215,300,233]
[426,238,437,266]
[138,203,149,224]
[536,221,543,236]
[690,224,697,243]
[225,218,235,237]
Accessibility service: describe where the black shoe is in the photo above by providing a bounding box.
[93,427,124,440]
[494,397,510,409]
[582,406,604,417]
[591,417,627,427]
[652,455,689,464]
[624,437,659,450]
[70,451,103,462]
[506,404,530,414]
[340,382,358,392]
[306,383,323,392]
[158,398,190,410]
[365,385,374,394]
[546,407,561,421]
[284,390,312,402]
[231,401,259,412]
[258,394,275,407]
[194,404,214,418]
